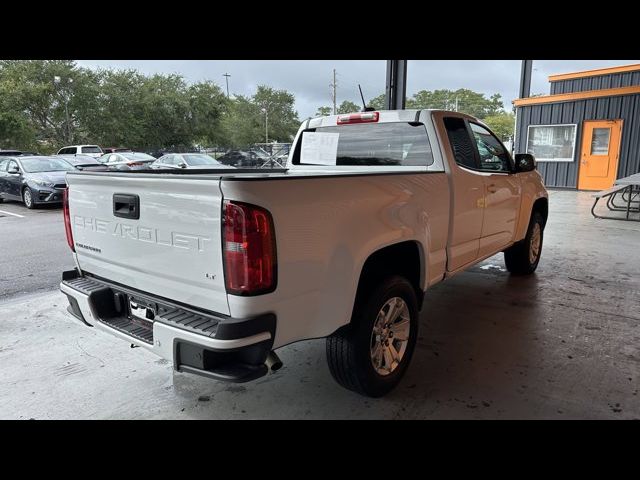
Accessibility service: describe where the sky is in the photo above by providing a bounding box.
[76,60,640,119]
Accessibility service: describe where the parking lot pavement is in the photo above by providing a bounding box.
[1,190,639,419]
[0,201,74,301]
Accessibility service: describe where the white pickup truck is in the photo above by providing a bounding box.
[60,110,548,397]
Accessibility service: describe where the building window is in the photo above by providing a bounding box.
[526,124,577,162]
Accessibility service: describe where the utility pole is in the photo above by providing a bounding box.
[330,69,337,115]
[223,73,231,98]
[454,95,459,112]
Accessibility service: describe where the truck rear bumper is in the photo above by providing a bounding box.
[59,269,276,383]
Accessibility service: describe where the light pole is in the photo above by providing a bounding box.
[261,107,268,144]
[54,75,72,143]
[223,73,231,98]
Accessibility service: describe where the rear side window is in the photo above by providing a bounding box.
[443,117,477,170]
[0,159,8,171]
[295,122,434,167]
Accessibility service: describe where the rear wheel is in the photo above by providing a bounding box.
[504,210,544,275]
[22,187,36,209]
[326,276,419,397]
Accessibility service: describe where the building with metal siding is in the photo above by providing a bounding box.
[514,63,640,190]
[550,71,640,94]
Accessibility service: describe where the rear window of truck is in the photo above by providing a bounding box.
[81,146,102,154]
[294,122,434,167]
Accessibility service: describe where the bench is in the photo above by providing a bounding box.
[591,184,640,221]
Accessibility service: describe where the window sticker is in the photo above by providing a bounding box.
[300,132,340,165]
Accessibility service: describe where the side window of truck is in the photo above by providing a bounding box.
[443,117,477,170]
[469,122,512,173]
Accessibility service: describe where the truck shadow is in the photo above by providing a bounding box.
[400,262,547,411]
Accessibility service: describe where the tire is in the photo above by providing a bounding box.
[326,275,419,397]
[504,210,544,275]
[22,187,36,209]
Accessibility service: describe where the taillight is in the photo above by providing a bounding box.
[63,187,75,252]
[337,111,379,125]
[127,162,143,167]
[223,200,276,295]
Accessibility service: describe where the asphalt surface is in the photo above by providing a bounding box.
[1,190,639,419]
[0,200,74,300]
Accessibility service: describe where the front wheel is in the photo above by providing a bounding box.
[504,211,544,275]
[326,276,419,397]
[23,187,36,209]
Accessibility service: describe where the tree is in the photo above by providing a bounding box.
[252,85,299,143]
[187,81,229,147]
[0,110,37,151]
[337,100,361,114]
[0,61,306,151]
[221,95,262,147]
[0,60,99,151]
[483,112,515,141]
[368,94,386,110]
[406,89,504,119]
[315,106,332,117]
[136,73,192,150]
[80,68,147,149]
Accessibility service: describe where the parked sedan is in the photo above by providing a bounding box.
[56,154,109,171]
[216,150,260,168]
[97,151,156,170]
[152,153,235,170]
[0,156,74,208]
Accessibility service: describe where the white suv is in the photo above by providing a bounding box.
[57,145,103,159]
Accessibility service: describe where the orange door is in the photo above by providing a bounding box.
[578,120,623,190]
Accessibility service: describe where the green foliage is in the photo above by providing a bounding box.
[368,94,386,110]
[221,86,299,147]
[0,60,99,152]
[0,61,300,152]
[321,89,506,120]
[406,89,504,119]
[252,85,299,144]
[482,112,515,141]
[315,106,332,117]
[221,95,262,147]
[337,100,360,114]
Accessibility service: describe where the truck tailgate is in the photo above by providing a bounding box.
[66,172,229,316]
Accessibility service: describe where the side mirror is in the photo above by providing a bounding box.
[179,162,187,168]
[8,166,20,174]
[514,153,536,172]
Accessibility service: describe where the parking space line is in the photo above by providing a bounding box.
[0,209,25,218]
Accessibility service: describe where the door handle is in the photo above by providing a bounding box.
[487,184,498,193]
